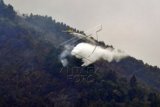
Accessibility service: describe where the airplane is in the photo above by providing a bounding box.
[59,25,103,47]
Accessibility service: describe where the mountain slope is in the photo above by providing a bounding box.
[0,1,160,107]
[113,57,160,91]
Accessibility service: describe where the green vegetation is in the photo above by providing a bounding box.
[0,0,160,106]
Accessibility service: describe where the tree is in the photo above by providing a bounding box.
[148,93,160,107]
[130,75,137,88]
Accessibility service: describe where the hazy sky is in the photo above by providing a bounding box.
[4,0,160,67]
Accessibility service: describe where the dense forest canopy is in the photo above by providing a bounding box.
[0,0,160,107]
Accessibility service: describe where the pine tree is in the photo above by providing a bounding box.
[130,75,137,88]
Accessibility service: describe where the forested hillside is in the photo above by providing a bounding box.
[0,1,160,107]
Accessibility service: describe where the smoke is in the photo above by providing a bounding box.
[71,42,128,66]
[60,45,74,67]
